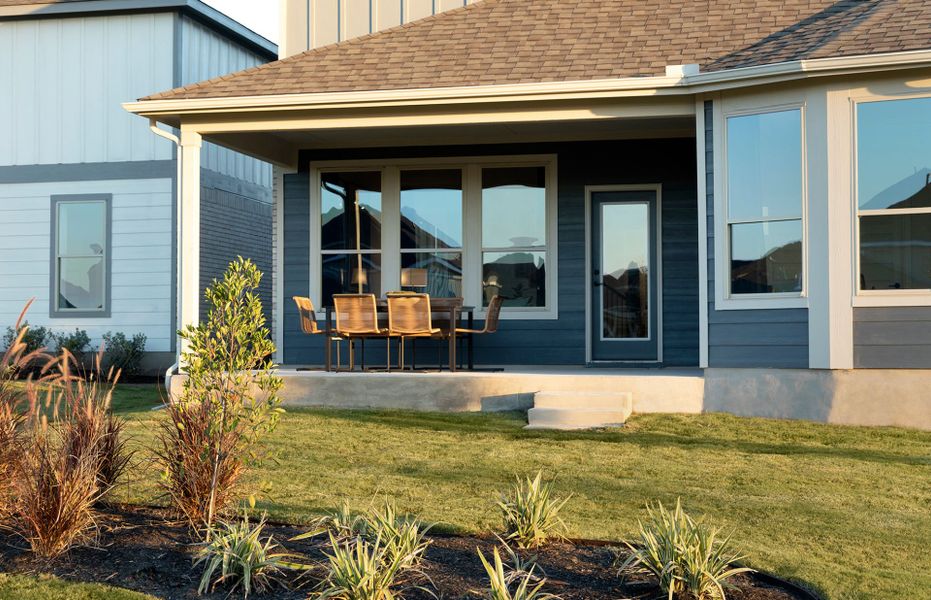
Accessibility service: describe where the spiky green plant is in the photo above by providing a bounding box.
[617,500,754,600]
[495,537,543,587]
[366,499,432,570]
[195,512,298,598]
[497,471,570,549]
[477,546,560,600]
[294,501,368,543]
[315,532,432,600]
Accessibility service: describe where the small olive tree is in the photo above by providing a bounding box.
[157,257,283,531]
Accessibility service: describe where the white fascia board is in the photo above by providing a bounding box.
[124,49,931,121]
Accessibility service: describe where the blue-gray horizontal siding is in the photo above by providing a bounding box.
[283,139,700,367]
[854,307,931,368]
[704,100,809,368]
[199,168,273,323]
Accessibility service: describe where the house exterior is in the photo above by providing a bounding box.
[128,0,931,428]
[0,0,275,372]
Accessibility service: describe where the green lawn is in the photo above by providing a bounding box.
[5,384,931,599]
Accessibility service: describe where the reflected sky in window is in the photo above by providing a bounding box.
[482,167,546,248]
[727,109,802,222]
[858,97,931,210]
[401,170,462,249]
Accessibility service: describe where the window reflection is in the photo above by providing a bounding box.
[321,171,382,250]
[729,221,803,294]
[857,97,931,211]
[400,170,462,249]
[321,254,382,303]
[860,213,931,290]
[726,110,803,222]
[601,203,649,339]
[401,252,462,298]
[482,167,546,248]
[57,201,106,311]
[482,251,545,307]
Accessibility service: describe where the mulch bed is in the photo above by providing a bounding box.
[0,504,814,600]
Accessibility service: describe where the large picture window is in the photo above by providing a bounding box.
[312,157,556,317]
[856,96,931,292]
[51,195,110,317]
[320,171,382,302]
[725,109,804,297]
[400,169,463,297]
[481,167,547,308]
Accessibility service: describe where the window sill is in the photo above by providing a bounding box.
[853,294,931,308]
[714,295,808,311]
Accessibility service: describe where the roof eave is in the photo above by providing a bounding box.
[124,48,931,121]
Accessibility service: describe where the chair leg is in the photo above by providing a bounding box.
[348,339,355,372]
[386,337,391,372]
[412,339,416,371]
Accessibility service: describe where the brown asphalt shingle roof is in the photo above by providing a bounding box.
[0,0,92,5]
[144,0,931,101]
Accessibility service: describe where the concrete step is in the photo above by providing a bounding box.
[525,407,631,430]
[533,390,633,411]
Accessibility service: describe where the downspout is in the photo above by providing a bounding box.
[149,119,183,394]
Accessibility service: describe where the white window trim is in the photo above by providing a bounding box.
[713,101,809,310]
[851,90,931,308]
[308,154,559,320]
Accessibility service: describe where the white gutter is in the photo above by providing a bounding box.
[123,49,931,118]
[148,120,183,393]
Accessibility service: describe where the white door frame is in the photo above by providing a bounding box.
[584,184,664,364]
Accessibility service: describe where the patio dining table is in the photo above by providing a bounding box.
[324,297,475,372]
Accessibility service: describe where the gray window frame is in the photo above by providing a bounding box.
[49,194,112,318]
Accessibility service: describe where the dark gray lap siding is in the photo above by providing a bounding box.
[199,168,273,322]
[283,139,699,367]
[854,307,931,368]
[703,100,809,368]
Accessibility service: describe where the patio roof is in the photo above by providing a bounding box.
[141,0,931,102]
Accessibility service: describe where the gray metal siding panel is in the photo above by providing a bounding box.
[283,140,700,367]
[199,168,273,323]
[704,100,809,369]
[853,307,931,368]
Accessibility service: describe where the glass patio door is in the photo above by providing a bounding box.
[590,190,659,362]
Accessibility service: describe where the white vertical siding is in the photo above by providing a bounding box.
[282,0,477,58]
[0,179,174,352]
[180,16,272,189]
[0,13,175,167]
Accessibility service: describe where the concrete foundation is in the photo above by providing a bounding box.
[704,368,931,430]
[169,366,931,430]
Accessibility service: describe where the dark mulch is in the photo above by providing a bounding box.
[0,504,814,600]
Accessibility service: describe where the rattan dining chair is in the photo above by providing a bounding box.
[332,293,391,371]
[387,293,443,370]
[455,294,503,369]
[292,296,346,371]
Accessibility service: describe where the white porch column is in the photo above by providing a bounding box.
[178,130,202,365]
[807,89,854,369]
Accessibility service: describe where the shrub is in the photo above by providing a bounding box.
[301,501,367,542]
[101,331,147,377]
[498,471,570,549]
[53,329,91,364]
[478,546,560,600]
[195,512,298,598]
[12,418,101,557]
[316,532,430,600]
[157,257,282,530]
[3,321,49,356]
[617,500,754,600]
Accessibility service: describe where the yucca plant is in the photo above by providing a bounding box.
[196,512,300,598]
[366,499,432,570]
[296,501,368,542]
[495,537,543,586]
[617,500,754,600]
[315,532,432,600]
[498,471,571,549]
[477,546,560,600]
